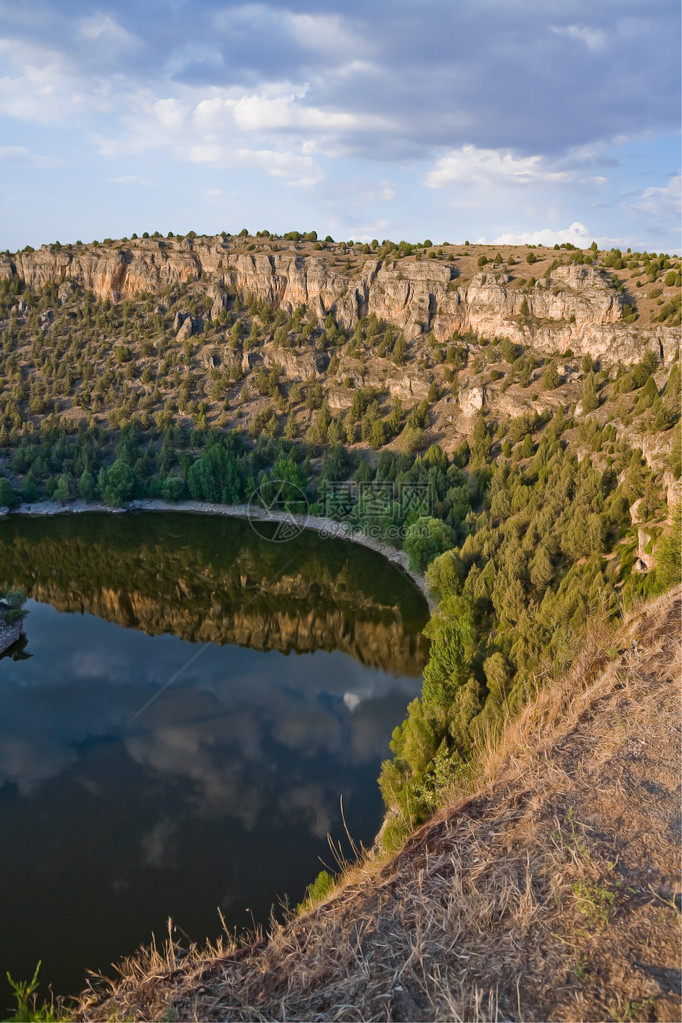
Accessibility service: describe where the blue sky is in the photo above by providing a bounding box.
[0,0,680,252]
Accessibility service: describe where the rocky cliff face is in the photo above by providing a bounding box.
[1,238,678,365]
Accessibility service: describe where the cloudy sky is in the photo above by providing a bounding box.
[0,0,679,252]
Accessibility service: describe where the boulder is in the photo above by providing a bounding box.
[210,294,226,321]
[176,316,194,342]
[58,281,77,305]
[0,616,22,656]
[459,386,485,417]
[242,350,262,373]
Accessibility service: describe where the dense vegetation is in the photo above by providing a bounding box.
[0,242,679,851]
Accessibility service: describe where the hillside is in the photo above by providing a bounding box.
[0,235,679,482]
[1,235,679,353]
[73,585,681,1022]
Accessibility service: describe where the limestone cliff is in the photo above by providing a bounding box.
[1,238,677,365]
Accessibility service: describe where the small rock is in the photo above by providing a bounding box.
[210,294,226,320]
[58,281,77,305]
[459,385,485,416]
[176,316,194,342]
[391,985,426,1022]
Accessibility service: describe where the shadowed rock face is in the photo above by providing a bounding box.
[0,239,677,364]
[0,513,429,674]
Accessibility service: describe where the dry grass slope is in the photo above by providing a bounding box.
[75,586,681,1023]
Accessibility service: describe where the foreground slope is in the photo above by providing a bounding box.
[75,585,681,1022]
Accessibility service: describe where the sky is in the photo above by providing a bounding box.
[0,0,680,253]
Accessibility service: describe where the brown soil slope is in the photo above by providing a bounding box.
[75,587,681,1023]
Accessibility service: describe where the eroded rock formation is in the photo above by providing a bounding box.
[1,238,678,365]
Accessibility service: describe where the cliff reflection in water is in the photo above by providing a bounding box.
[0,512,428,674]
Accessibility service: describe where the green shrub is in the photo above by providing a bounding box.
[0,477,19,509]
[4,960,59,1021]
[541,361,560,389]
[404,517,456,572]
[296,869,335,913]
[655,504,681,590]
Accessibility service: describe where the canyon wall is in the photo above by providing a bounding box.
[1,238,678,364]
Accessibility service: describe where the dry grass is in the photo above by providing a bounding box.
[74,586,681,1022]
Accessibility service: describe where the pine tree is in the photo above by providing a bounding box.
[530,545,554,593]
[582,371,599,412]
[541,360,560,389]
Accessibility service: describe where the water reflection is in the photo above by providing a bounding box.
[0,513,427,1004]
[0,512,428,672]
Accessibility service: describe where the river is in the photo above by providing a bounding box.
[0,512,428,1007]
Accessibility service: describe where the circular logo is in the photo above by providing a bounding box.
[246,479,310,542]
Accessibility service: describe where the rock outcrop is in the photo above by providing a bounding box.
[1,239,678,365]
[0,614,22,655]
[459,385,485,418]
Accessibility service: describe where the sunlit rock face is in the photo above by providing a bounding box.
[1,240,677,365]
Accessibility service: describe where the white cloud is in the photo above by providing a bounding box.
[327,59,379,80]
[154,96,191,132]
[78,13,138,50]
[96,81,395,187]
[630,175,681,220]
[0,144,28,160]
[0,37,114,124]
[0,145,55,166]
[493,221,596,247]
[343,218,393,243]
[92,79,395,189]
[213,5,368,59]
[231,91,369,132]
[165,43,224,77]
[186,143,323,187]
[284,12,363,56]
[550,24,607,51]
[187,88,393,136]
[424,145,572,189]
[108,174,153,185]
[348,185,395,207]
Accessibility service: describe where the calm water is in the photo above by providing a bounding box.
[0,513,427,1007]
